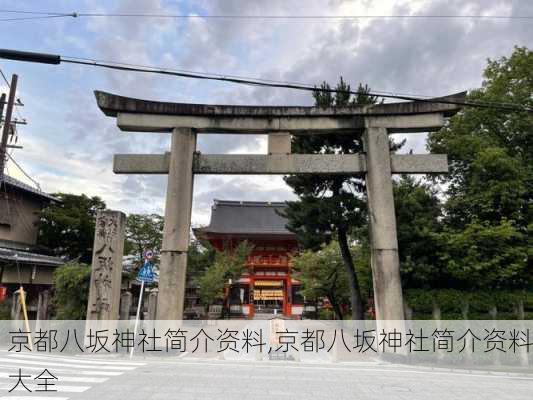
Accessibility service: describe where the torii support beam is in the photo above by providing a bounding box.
[113,153,449,175]
[94,90,465,322]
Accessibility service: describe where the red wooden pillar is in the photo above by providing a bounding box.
[284,276,292,317]
[249,275,255,319]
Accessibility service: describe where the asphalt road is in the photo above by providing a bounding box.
[0,352,532,400]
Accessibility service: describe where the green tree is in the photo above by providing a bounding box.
[283,78,386,319]
[292,241,352,319]
[198,241,252,308]
[393,176,445,289]
[51,262,92,319]
[37,194,106,263]
[187,238,216,286]
[428,46,532,291]
[124,213,164,265]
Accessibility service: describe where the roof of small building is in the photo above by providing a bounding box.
[196,200,294,236]
[0,245,64,267]
[0,175,58,202]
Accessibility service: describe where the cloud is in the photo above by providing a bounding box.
[2,0,531,223]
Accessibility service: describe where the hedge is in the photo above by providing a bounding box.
[404,289,533,320]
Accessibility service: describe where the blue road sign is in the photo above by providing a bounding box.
[137,260,155,283]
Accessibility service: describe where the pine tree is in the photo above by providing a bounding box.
[282,78,386,319]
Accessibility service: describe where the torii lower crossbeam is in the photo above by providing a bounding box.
[113,153,448,175]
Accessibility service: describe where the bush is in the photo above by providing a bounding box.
[0,301,11,320]
[404,289,531,320]
[52,262,91,319]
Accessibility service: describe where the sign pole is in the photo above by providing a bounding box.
[130,279,145,359]
[130,250,155,359]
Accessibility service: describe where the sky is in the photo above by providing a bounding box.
[1,0,532,226]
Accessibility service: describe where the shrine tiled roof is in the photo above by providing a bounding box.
[197,200,294,236]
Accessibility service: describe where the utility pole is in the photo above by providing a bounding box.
[0,93,6,180]
[0,74,17,180]
[0,93,5,129]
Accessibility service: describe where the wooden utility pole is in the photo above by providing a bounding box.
[0,93,5,119]
[0,93,5,136]
[0,74,17,179]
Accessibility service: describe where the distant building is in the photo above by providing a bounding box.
[0,175,63,319]
[195,200,304,319]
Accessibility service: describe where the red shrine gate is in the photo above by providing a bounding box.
[195,200,303,318]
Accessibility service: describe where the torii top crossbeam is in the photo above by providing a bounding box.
[95,91,466,133]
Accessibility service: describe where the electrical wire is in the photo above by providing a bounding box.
[0,49,529,111]
[6,153,41,190]
[0,68,10,87]
[59,56,532,112]
[3,164,35,239]
[1,10,532,20]
[53,55,530,111]
[0,15,74,22]
[0,10,68,15]
[4,163,46,259]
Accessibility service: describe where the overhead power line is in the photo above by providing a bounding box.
[6,153,41,190]
[0,15,74,22]
[0,48,531,113]
[0,10,70,15]
[62,56,533,113]
[0,68,10,87]
[1,9,532,22]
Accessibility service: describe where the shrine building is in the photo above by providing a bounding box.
[195,200,303,319]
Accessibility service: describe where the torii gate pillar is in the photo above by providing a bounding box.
[157,128,196,320]
[364,126,404,321]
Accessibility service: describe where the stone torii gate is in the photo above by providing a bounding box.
[94,90,464,321]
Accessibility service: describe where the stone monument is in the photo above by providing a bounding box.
[86,210,126,320]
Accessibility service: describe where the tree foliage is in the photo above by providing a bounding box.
[282,78,382,319]
[124,213,164,265]
[292,241,362,319]
[187,238,216,286]
[283,79,376,250]
[52,262,92,319]
[37,194,106,263]
[198,241,253,307]
[428,46,532,291]
[393,176,445,289]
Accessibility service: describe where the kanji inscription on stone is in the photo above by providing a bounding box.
[86,210,126,320]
